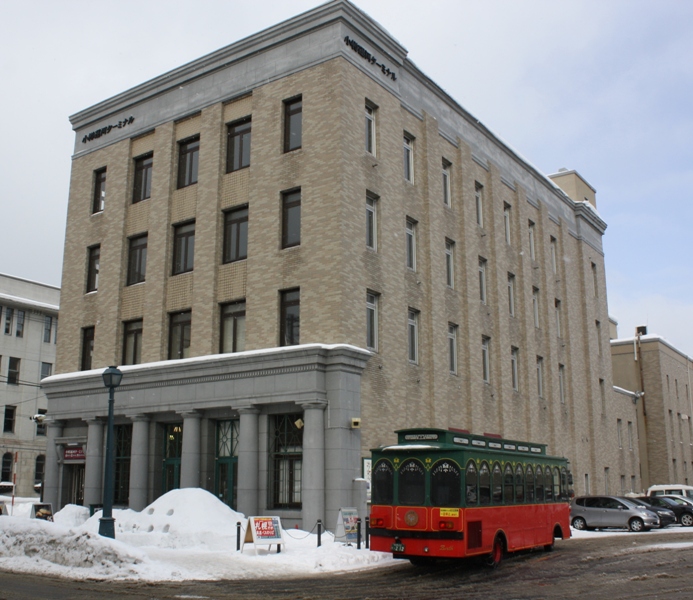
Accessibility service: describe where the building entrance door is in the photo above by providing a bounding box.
[162,423,182,493]
[64,464,85,505]
[215,419,239,508]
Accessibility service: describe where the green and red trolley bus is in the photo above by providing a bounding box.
[369,428,572,566]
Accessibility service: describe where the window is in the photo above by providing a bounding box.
[532,287,540,327]
[591,262,599,296]
[127,234,148,285]
[173,222,195,274]
[399,459,426,506]
[365,103,376,155]
[403,134,414,182]
[445,239,455,288]
[284,96,302,152]
[123,320,143,365]
[1,453,11,481]
[8,357,20,385]
[479,258,487,304]
[600,378,606,414]
[511,347,519,391]
[3,406,16,433]
[226,117,251,172]
[536,356,544,397]
[35,455,45,483]
[558,364,566,403]
[628,421,634,450]
[508,274,516,316]
[281,190,301,249]
[169,311,191,360]
[132,153,153,203]
[4,307,12,335]
[604,467,610,495]
[475,183,484,227]
[15,310,24,337]
[431,459,461,506]
[596,320,602,355]
[550,236,558,273]
[448,323,458,374]
[366,292,378,351]
[555,299,562,337]
[442,160,451,206]
[269,414,303,508]
[40,362,52,380]
[223,206,248,263]
[405,219,417,270]
[86,245,100,292]
[93,167,106,213]
[43,316,52,343]
[503,203,511,244]
[280,289,300,347]
[372,459,394,505]
[528,220,536,260]
[81,326,95,370]
[408,309,419,363]
[177,136,199,188]
[366,194,377,250]
[617,419,623,449]
[482,337,491,383]
[220,301,246,353]
[114,424,132,505]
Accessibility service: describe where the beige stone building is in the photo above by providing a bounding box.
[43,0,636,523]
[612,328,693,490]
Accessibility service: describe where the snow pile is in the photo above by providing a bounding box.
[0,489,395,581]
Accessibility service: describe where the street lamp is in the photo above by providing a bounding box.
[99,365,123,538]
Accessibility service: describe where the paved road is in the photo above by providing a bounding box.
[1,530,692,599]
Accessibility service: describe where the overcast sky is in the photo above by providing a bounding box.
[1,0,691,354]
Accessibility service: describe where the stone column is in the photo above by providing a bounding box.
[299,400,327,530]
[179,411,201,488]
[128,415,150,510]
[83,418,104,507]
[237,406,260,517]
[43,419,64,510]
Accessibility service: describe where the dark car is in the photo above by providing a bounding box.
[652,495,693,526]
[627,497,677,528]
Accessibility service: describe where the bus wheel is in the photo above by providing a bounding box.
[487,536,504,568]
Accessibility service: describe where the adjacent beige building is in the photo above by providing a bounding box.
[612,328,693,489]
[43,0,637,521]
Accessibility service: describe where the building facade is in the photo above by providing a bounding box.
[1,273,59,497]
[612,329,693,489]
[43,0,634,524]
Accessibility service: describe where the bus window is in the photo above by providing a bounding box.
[525,465,534,502]
[515,464,524,503]
[492,462,503,504]
[553,467,561,501]
[560,467,568,500]
[431,460,461,506]
[372,459,394,505]
[503,463,514,503]
[398,459,425,506]
[466,461,478,505]
[544,466,553,501]
[479,462,491,505]
[536,465,545,501]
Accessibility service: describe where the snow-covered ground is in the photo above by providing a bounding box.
[1,489,692,581]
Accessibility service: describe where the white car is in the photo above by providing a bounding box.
[647,484,693,500]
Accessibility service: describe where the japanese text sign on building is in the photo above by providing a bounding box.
[343,36,397,81]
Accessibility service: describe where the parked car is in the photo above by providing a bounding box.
[627,497,677,528]
[637,495,693,527]
[647,484,693,500]
[571,495,659,532]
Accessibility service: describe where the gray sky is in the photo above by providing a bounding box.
[2,0,691,354]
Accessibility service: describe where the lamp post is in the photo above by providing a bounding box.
[99,365,123,538]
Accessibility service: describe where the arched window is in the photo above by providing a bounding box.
[553,467,561,501]
[1,453,12,483]
[535,465,545,501]
[372,459,394,505]
[492,462,503,504]
[560,467,569,501]
[515,464,525,503]
[479,461,491,505]
[503,463,514,504]
[545,466,554,501]
[398,459,425,506]
[466,461,478,505]
[525,465,535,502]
[431,460,461,506]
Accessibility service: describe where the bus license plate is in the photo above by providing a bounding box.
[391,542,405,553]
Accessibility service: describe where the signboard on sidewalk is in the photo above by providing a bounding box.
[242,516,284,553]
[31,503,53,521]
[335,507,359,543]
